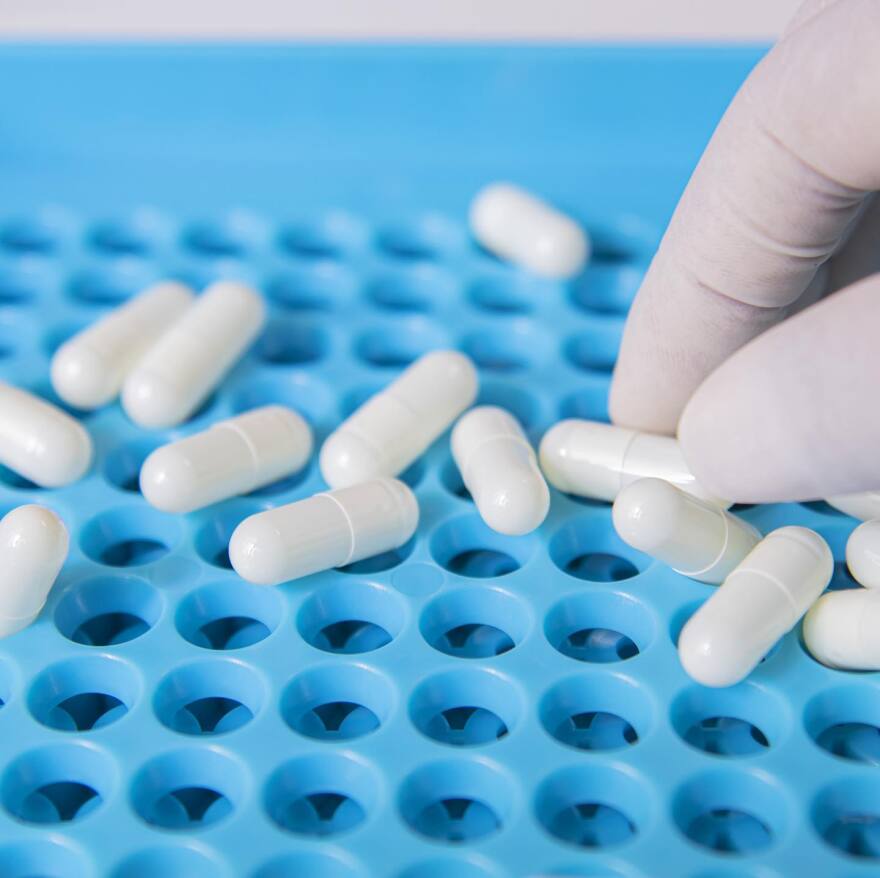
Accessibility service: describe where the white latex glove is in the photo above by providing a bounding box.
[609,0,880,504]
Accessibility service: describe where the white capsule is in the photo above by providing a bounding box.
[469,183,589,279]
[51,281,195,409]
[539,419,728,507]
[826,492,880,521]
[0,383,93,487]
[844,519,880,588]
[320,350,478,489]
[122,281,266,429]
[612,478,760,584]
[0,505,68,637]
[451,406,549,536]
[678,526,833,687]
[229,477,418,585]
[803,588,880,670]
[140,405,313,513]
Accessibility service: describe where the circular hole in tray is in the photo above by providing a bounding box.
[87,212,168,257]
[81,507,179,567]
[376,215,464,261]
[55,576,163,646]
[42,318,90,357]
[399,759,515,844]
[0,264,42,306]
[671,683,787,758]
[0,463,40,492]
[282,664,394,742]
[194,504,260,571]
[467,269,546,315]
[154,658,265,736]
[410,668,521,747]
[813,777,880,859]
[67,259,160,305]
[254,315,329,367]
[354,320,450,369]
[278,211,366,259]
[254,851,366,878]
[549,517,647,583]
[176,581,282,650]
[475,382,543,431]
[103,438,161,494]
[558,382,610,422]
[267,261,357,311]
[397,861,502,878]
[298,581,406,655]
[460,323,549,373]
[28,655,140,732]
[421,586,530,660]
[563,324,622,375]
[535,764,650,849]
[132,748,245,831]
[570,264,645,316]
[0,839,90,878]
[540,674,652,752]
[2,742,114,825]
[111,845,228,878]
[337,535,415,576]
[264,753,377,837]
[827,559,861,592]
[805,684,880,764]
[0,215,62,254]
[545,591,655,664]
[439,454,472,503]
[230,372,336,433]
[367,264,457,313]
[430,514,535,579]
[673,770,788,855]
[182,215,260,259]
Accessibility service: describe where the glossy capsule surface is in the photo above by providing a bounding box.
[845,519,880,589]
[804,588,880,670]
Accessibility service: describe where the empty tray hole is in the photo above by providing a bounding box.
[255,317,329,366]
[549,517,646,583]
[672,683,786,758]
[67,262,159,305]
[545,592,655,664]
[540,674,651,752]
[558,383,610,422]
[805,685,880,764]
[265,754,376,837]
[367,265,456,313]
[103,439,159,494]
[400,760,513,843]
[230,372,334,433]
[176,581,282,651]
[29,655,139,732]
[55,576,162,646]
[0,268,39,305]
[410,668,520,747]
[194,505,259,570]
[476,383,542,430]
[132,748,245,831]
[536,764,648,850]
[569,264,644,316]
[814,778,880,859]
[337,536,415,575]
[0,217,60,254]
[2,743,114,825]
[0,840,90,878]
[252,852,364,878]
[674,771,787,856]
[282,664,393,741]
[0,463,41,491]
[298,581,405,655]
[421,586,529,659]
[376,215,463,261]
[431,514,535,579]
[88,214,167,256]
[278,212,366,259]
[467,271,543,314]
[110,845,225,878]
[460,324,547,373]
[267,262,357,311]
[439,456,472,502]
[354,322,449,369]
[182,217,258,259]
[563,326,622,375]
[154,659,264,736]
[81,507,179,567]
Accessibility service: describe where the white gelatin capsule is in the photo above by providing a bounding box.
[451,405,549,535]
[0,505,68,637]
[612,478,760,584]
[140,405,313,513]
[539,419,728,507]
[826,492,880,521]
[0,383,93,487]
[320,350,478,489]
[803,588,880,670]
[678,526,833,687]
[469,183,589,279]
[122,281,266,429]
[50,281,195,409]
[229,477,418,585]
[845,519,880,589]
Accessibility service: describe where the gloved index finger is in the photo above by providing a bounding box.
[609,0,880,435]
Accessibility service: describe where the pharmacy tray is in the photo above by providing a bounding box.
[0,43,876,878]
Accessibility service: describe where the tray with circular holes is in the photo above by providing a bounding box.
[0,42,875,878]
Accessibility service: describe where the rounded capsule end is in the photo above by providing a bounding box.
[228,513,289,586]
[122,370,187,430]
[677,615,745,688]
[319,431,385,489]
[477,474,549,536]
[538,420,581,493]
[139,445,199,514]
[612,477,685,552]
[846,519,880,588]
[50,343,114,410]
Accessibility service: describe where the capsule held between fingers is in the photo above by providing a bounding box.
[229,477,418,586]
[451,405,549,535]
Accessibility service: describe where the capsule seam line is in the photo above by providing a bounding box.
[319,492,357,566]
[730,568,803,620]
[220,422,261,477]
[616,429,638,492]
[674,507,729,579]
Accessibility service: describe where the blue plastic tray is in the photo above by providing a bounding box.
[0,43,876,878]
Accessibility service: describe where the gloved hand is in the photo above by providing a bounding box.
[609,0,880,504]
